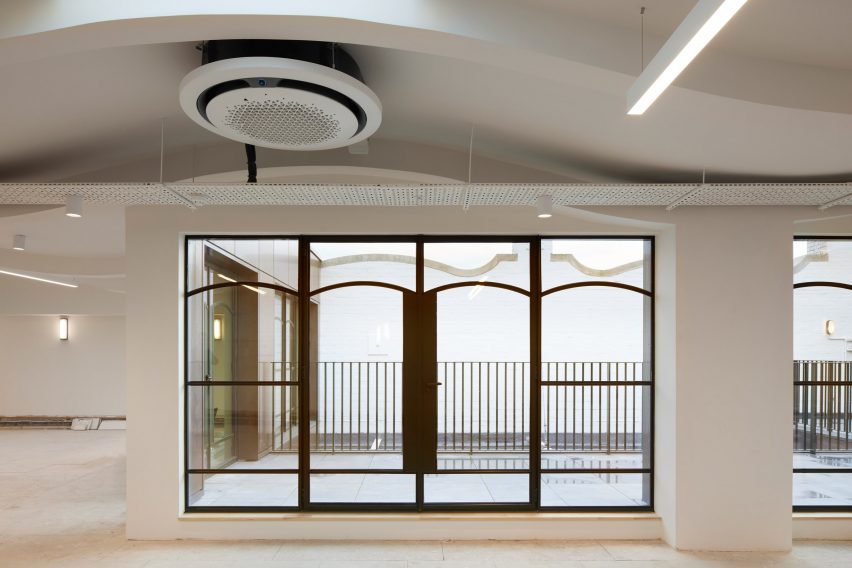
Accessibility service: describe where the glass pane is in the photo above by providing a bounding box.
[310,242,416,291]
[542,239,647,290]
[437,287,529,471]
[424,474,529,503]
[542,288,647,376]
[310,474,415,503]
[188,385,299,470]
[794,287,852,361]
[188,473,298,508]
[793,283,852,509]
[424,241,528,291]
[795,239,852,285]
[541,473,649,507]
[541,385,648,468]
[191,238,299,291]
[311,287,404,470]
[794,473,852,507]
[187,288,298,383]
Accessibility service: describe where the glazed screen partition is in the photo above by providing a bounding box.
[184,236,654,512]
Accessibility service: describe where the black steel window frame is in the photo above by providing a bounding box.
[793,235,852,513]
[183,235,655,513]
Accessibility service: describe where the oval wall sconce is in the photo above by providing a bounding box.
[825,319,836,336]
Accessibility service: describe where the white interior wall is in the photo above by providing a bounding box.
[123,203,852,548]
[0,315,125,416]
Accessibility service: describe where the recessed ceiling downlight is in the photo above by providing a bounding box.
[179,41,381,151]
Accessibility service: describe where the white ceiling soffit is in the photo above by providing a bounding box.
[1,182,852,210]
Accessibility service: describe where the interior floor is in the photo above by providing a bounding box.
[1,429,850,567]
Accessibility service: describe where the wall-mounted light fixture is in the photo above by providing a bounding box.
[59,316,69,340]
[12,234,26,251]
[536,195,553,219]
[825,320,836,336]
[213,316,224,341]
[65,195,84,218]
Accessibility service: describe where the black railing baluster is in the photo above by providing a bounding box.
[512,362,517,450]
[504,362,508,452]
[461,362,466,451]
[358,362,363,451]
[392,362,397,450]
[383,362,388,450]
[332,362,337,452]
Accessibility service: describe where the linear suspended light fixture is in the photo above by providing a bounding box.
[0,269,78,288]
[216,273,266,295]
[627,0,748,115]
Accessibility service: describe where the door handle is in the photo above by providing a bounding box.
[426,382,443,387]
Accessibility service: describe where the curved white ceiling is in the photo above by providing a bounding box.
[0,0,850,183]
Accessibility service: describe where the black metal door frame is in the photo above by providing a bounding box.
[185,234,654,513]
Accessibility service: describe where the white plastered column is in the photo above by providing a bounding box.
[658,207,794,550]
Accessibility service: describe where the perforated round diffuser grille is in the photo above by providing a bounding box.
[179,56,382,151]
[205,88,357,148]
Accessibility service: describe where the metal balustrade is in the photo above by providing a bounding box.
[306,361,646,454]
[794,360,852,452]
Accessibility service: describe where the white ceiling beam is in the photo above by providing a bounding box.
[627,0,748,115]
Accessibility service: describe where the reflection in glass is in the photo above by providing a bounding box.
[189,473,298,508]
[794,473,852,508]
[424,474,529,503]
[188,385,299,471]
[310,474,415,503]
[541,473,649,507]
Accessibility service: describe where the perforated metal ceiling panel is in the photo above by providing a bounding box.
[0,182,850,209]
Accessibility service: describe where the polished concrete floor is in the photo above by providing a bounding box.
[1,430,852,567]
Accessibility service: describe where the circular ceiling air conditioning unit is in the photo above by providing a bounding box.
[179,40,381,151]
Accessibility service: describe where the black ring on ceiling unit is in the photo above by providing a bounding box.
[196,78,368,138]
[202,40,364,83]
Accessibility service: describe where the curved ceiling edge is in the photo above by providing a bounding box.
[0,2,849,114]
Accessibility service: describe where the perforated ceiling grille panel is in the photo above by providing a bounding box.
[0,183,850,209]
[222,100,342,146]
[0,184,187,205]
[674,184,852,206]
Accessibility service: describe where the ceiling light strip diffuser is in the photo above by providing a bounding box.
[0,269,78,288]
[627,0,748,115]
[217,273,266,295]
